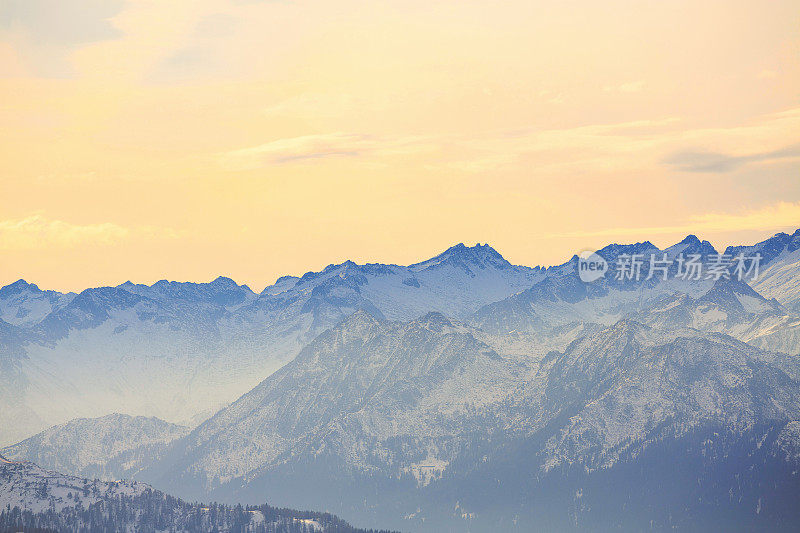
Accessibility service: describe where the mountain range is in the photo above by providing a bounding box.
[0,242,542,446]
[2,228,800,531]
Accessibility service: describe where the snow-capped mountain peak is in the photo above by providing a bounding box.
[0,279,74,328]
[0,279,41,297]
[411,311,455,332]
[664,234,717,257]
[725,228,800,267]
[410,242,512,272]
[595,240,659,263]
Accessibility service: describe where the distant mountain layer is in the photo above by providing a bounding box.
[0,243,542,445]
[2,414,188,480]
[1,230,799,446]
[0,456,394,533]
[3,229,800,531]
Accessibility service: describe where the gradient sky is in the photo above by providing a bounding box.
[0,0,798,292]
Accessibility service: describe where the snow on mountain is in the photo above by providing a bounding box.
[0,455,395,532]
[137,313,800,531]
[118,276,258,311]
[0,244,541,446]
[0,280,74,328]
[528,321,800,472]
[726,228,800,269]
[147,309,528,497]
[472,233,800,354]
[625,278,800,353]
[0,276,273,446]
[472,260,714,340]
[2,414,189,481]
[0,453,149,514]
[742,229,800,314]
[2,231,800,530]
[256,243,543,323]
[662,233,718,259]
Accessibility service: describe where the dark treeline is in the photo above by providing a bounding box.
[0,489,397,533]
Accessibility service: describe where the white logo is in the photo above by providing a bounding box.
[577,250,608,282]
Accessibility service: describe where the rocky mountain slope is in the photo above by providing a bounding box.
[744,229,800,314]
[0,244,541,446]
[146,310,528,495]
[2,414,189,481]
[138,311,800,531]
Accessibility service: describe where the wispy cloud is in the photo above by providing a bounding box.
[444,107,800,176]
[663,143,800,173]
[441,117,681,174]
[0,215,179,250]
[0,215,128,250]
[218,133,369,170]
[219,107,800,178]
[217,133,431,170]
[150,13,240,83]
[0,0,125,77]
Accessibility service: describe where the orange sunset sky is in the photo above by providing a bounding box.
[0,0,798,292]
